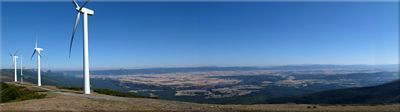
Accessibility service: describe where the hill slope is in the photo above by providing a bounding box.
[268,80,400,104]
[0,83,399,112]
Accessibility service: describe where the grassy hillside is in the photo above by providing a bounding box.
[56,86,156,99]
[1,69,130,92]
[0,82,46,103]
[268,80,400,104]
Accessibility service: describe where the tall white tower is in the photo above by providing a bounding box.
[70,0,94,94]
[20,57,23,84]
[14,56,18,82]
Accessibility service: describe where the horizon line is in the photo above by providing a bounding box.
[1,63,398,71]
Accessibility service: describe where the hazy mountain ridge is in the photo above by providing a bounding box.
[267,79,400,104]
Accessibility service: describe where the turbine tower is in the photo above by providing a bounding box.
[9,52,18,82]
[20,56,23,84]
[31,36,43,86]
[69,0,94,94]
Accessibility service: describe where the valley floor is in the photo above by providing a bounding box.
[1,83,399,112]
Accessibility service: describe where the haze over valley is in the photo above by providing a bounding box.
[3,65,397,104]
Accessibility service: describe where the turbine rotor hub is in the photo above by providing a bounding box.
[76,7,94,15]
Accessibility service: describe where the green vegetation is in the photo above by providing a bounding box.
[56,86,157,99]
[94,88,157,99]
[0,83,47,103]
[56,86,83,91]
[268,80,400,104]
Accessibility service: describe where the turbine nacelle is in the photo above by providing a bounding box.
[32,39,43,59]
[9,51,19,63]
[35,48,44,52]
[76,7,94,15]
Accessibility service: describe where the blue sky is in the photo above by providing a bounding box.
[1,1,399,70]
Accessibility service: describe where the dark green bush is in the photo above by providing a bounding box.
[93,88,157,99]
[56,86,83,91]
[56,86,157,99]
[0,83,46,103]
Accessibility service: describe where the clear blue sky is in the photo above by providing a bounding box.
[1,1,399,70]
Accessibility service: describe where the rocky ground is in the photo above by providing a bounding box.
[1,82,399,112]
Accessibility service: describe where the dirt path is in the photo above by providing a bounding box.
[1,83,400,112]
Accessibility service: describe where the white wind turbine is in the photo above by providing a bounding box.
[9,52,18,82]
[69,0,94,94]
[31,36,43,86]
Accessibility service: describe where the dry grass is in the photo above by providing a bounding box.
[1,83,399,112]
[2,92,399,112]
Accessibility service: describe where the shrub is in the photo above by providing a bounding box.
[93,88,157,99]
[56,86,83,91]
[56,86,157,99]
[0,83,46,103]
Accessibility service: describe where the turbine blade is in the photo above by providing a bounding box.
[9,53,13,64]
[35,33,38,48]
[31,50,36,60]
[72,0,79,8]
[78,0,90,12]
[38,52,43,58]
[70,12,81,58]
[14,50,19,56]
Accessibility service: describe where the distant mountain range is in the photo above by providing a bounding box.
[267,79,400,104]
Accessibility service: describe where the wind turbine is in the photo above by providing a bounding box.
[9,52,18,82]
[69,0,94,94]
[31,36,43,86]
